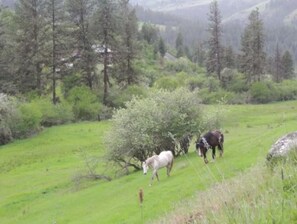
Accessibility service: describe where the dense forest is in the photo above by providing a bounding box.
[0,0,297,145]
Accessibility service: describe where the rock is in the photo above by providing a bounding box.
[267,131,297,161]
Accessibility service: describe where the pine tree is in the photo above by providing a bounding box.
[140,23,158,44]
[192,43,206,67]
[240,8,265,83]
[46,0,69,104]
[175,32,184,58]
[95,0,117,105]
[281,50,294,79]
[0,8,18,93]
[66,0,97,89]
[14,0,47,94]
[117,0,139,85]
[0,6,8,89]
[223,46,235,69]
[158,37,166,58]
[273,43,282,82]
[206,0,223,82]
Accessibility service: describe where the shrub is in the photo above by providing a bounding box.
[275,80,297,101]
[67,86,102,121]
[107,85,148,108]
[11,101,42,138]
[221,69,249,93]
[186,76,206,91]
[153,76,180,91]
[0,93,19,144]
[36,99,74,126]
[165,57,198,74]
[250,81,278,103]
[199,88,237,104]
[105,88,219,172]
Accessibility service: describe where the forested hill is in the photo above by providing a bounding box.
[133,0,297,62]
[131,0,297,26]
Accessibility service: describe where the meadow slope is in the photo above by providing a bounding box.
[0,101,296,223]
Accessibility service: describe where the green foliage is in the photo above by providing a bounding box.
[12,101,42,138]
[105,88,208,170]
[158,37,166,57]
[240,8,266,83]
[36,98,74,126]
[221,68,248,93]
[154,72,197,91]
[153,76,180,91]
[199,88,237,104]
[250,81,278,103]
[107,85,148,108]
[282,51,294,79]
[140,23,159,44]
[165,57,197,74]
[0,93,18,144]
[186,75,207,90]
[276,80,297,101]
[67,86,102,121]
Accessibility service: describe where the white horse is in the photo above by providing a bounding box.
[142,150,174,186]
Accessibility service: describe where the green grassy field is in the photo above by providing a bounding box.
[0,101,296,224]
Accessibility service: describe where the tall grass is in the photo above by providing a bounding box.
[152,149,297,224]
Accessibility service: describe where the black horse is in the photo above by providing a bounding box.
[196,130,224,164]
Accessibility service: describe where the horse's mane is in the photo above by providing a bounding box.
[145,155,158,166]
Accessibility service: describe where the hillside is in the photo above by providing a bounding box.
[131,0,297,26]
[1,101,297,223]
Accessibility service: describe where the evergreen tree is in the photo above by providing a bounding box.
[117,0,139,85]
[0,7,9,91]
[14,0,47,94]
[175,32,184,58]
[66,0,97,89]
[240,8,265,83]
[223,46,235,69]
[206,0,223,82]
[46,0,69,104]
[140,23,158,44]
[0,8,18,94]
[281,50,294,79]
[95,0,117,105]
[273,43,282,82]
[158,37,166,58]
[192,43,206,67]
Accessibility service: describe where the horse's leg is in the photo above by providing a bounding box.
[150,170,156,186]
[218,143,224,157]
[166,166,170,177]
[155,171,159,181]
[167,161,173,177]
[202,149,208,164]
[212,147,216,161]
[169,160,173,174]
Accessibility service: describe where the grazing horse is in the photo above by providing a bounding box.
[142,150,174,186]
[196,130,224,164]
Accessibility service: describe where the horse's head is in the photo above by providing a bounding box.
[142,161,149,175]
[195,140,205,157]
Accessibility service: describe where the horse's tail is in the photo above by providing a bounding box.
[220,132,224,144]
[219,132,224,150]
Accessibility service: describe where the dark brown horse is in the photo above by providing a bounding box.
[196,130,224,164]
